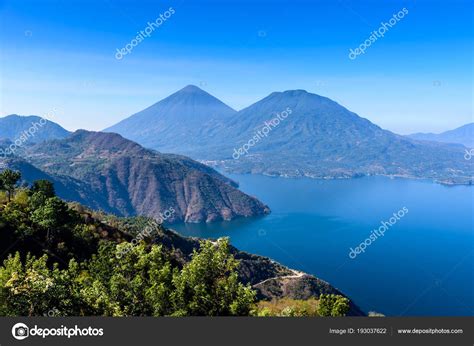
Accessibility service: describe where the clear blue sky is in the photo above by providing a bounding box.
[0,0,472,134]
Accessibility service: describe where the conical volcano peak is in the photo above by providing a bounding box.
[165,84,233,107]
[262,89,335,107]
[269,89,328,99]
[282,89,309,95]
[179,84,206,93]
[104,85,237,151]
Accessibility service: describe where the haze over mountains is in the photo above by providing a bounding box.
[1,84,471,221]
[105,85,473,185]
[105,85,236,152]
[0,131,269,223]
[0,114,70,142]
[408,123,474,148]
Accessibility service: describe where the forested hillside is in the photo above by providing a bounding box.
[0,169,355,317]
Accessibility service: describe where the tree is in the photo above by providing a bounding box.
[317,294,350,317]
[30,180,55,198]
[0,169,21,202]
[171,238,256,316]
[0,188,260,317]
[80,242,175,316]
[29,191,48,210]
[0,253,54,316]
[0,252,83,316]
[30,197,72,243]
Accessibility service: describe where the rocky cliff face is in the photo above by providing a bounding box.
[11,130,269,223]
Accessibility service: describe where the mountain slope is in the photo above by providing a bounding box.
[107,87,472,184]
[0,191,364,316]
[17,130,269,222]
[104,85,237,152]
[0,114,70,143]
[0,155,126,215]
[155,225,365,316]
[211,90,472,184]
[408,123,474,147]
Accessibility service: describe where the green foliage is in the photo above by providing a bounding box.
[29,191,48,210]
[253,296,350,317]
[0,183,257,317]
[0,253,81,316]
[0,181,108,267]
[0,177,331,317]
[0,239,255,317]
[171,238,256,316]
[31,197,74,242]
[317,294,350,317]
[1,189,36,239]
[31,197,70,230]
[30,180,55,198]
[80,242,175,316]
[0,169,21,202]
[253,298,319,317]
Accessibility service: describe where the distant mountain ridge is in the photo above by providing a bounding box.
[106,86,473,185]
[1,156,100,206]
[1,130,270,223]
[0,114,71,143]
[408,123,473,148]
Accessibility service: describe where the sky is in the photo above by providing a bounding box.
[0,0,472,134]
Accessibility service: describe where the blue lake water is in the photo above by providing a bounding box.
[170,174,474,316]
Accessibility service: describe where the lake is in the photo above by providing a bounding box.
[170,174,474,316]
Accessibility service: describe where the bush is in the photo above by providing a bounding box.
[317,294,350,317]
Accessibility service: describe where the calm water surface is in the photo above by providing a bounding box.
[170,175,474,316]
